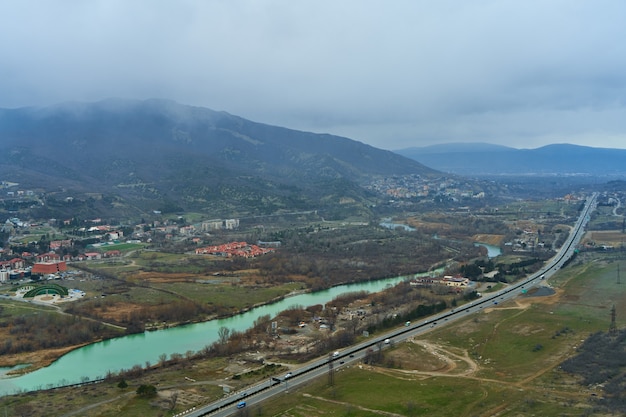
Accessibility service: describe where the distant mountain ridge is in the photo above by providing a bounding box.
[0,99,437,218]
[395,143,626,178]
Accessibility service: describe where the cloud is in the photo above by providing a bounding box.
[1,0,626,150]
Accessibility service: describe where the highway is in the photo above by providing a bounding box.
[190,193,597,417]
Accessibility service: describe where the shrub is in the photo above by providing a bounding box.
[136,384,157,397]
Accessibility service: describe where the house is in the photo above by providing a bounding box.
[440,276,470,287]
[36,252,61,262]
[179,225,196,236]
[9,258,24,269]
[50,240,72,250]
[32,261,67,274]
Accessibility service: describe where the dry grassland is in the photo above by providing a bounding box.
[584,230,626,246]
[471,233,504,245]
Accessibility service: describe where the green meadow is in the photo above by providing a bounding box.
[253,253,626,416]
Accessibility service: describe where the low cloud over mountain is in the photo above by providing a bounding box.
[0,99,436,217]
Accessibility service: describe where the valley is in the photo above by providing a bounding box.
[0,100,625,415]
[1,186,623,416]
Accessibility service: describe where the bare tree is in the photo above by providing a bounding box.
[218,326,231,345]
[169,391,178,410]
[158,353,167,367]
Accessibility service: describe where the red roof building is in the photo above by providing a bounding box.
[32,261,67,274]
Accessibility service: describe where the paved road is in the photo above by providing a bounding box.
[191,193,597,417]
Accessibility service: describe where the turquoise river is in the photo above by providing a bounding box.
[0,270,442,396]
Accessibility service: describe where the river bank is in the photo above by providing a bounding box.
[0,344,88,375]
[0,268,449,395]
[0,272,428,379]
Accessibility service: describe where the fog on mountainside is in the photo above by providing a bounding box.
[0,99,438,218]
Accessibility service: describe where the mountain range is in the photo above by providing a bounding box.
[395,143,626,179]
[0,99,436,218]
[3,99,623,220]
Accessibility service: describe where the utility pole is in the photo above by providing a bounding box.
[328,352,334,386]
[609,304,618,337]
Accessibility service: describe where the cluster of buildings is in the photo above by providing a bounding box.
[0,251,67,283]
[410,275,471,292]
[366,174,486,201]
[0,240,125,283]
[0,257,32,282]
[195,241,274,258]
[0,213,261,283]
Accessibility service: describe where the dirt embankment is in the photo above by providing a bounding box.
[0,344,90,374]
[472,234,505,246]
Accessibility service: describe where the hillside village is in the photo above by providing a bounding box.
[365,174,487,201]
[0,214,261,284]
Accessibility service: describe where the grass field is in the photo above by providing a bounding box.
[91,242,145,252]
[250,253,626,416]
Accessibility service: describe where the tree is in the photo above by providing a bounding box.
[169,391,178,410]
[346,316,360,335]
[158,353,167,367]
[136,384,157,397]
[218,326,231,345]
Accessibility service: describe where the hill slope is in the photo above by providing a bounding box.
[0,99,436,218]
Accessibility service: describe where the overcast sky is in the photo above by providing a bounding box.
[2,1,626,150]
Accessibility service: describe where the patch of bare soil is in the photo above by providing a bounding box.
[370,339,479,381]
[585,230,626,246]
[509,323,545,336]
[482,286,563,314]
[472,234,505,246]
[408,340,478,376]
[405,217,453,232]
[386,340,449,372]
[158,388,206,410]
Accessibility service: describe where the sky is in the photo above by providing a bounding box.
[1,1,626,151]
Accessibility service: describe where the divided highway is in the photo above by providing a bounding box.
[192,193,597,417]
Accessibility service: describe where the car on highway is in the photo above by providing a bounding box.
[285,372,292,379]
[237,401,246,409]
